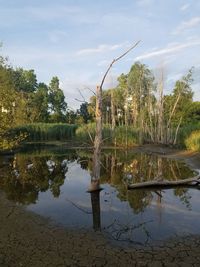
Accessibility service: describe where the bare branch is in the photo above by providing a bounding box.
[87,130,94,144]
[99,40,141,90]
[173,116,183,145]
[83,86,96,96]
[75,98,86,103]
[78,88,86,102]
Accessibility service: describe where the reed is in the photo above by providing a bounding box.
[75,123,138,147]
[13,123,77,141]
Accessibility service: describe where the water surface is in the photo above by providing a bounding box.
[0,145,199,246]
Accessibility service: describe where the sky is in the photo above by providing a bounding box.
[0,0,200,109]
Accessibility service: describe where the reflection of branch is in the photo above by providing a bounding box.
[154,191,163,198]
[65,197,92,214]
[104,219,153,245]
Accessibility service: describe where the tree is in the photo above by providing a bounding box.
[164,68,194,144]
[30,83,50,122]
[79,102,92,123]
[186,101,200,123]
[8,68,38,125]
[49,76,67,122]
[171,67,194,124]
[127,61,155,143]
[10,68,37,93]
[0,58,25,149]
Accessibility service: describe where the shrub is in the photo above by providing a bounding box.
[185,130,200,152]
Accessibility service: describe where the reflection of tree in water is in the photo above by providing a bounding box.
[174,188,192,209]
[0,154,69,204]
[0,149,194,211]
[96,152,194,212]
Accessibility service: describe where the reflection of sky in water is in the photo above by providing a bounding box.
[26,157,200,245]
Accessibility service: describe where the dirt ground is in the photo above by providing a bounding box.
[0,145,200,267]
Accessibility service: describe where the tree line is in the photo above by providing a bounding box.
[1,49,200,149]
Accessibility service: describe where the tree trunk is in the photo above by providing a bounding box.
[91,85,102,187]
[128,174,200,189]
[111,90,116,130]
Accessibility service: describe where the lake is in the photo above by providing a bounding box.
[0,144,200,246]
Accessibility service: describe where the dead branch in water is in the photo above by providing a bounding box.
[128,174,200,190]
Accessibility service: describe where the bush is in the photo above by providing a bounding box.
[185,130,200,152]
[177,122,200,147]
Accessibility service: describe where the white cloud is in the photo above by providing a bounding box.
[173,17,200,35]
[134,39,200,61]
[180,3,190,11]
[76,42,130,56]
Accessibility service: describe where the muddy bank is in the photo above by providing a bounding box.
[1,191,200,267]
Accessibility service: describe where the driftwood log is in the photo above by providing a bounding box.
[128,174,200,190]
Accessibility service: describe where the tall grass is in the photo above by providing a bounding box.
[13,123,77,142]
[185,130,200,152]
[75,123,139,147]
[112,126,138,146]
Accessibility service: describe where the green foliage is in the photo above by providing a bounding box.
[185,130,200,152]
[10,68,37,93]
[13,123,77,142]
[112,126,138,146]
[167,68,194,125]
[79,102,92,123]
[1,45,199,150]
[75,123,97,143]
[30,83,50,122]
[49,76,67,122]
[0,56,26,150]
[185,101,200,123]
[177,122,200,147]
[0,47,69,150]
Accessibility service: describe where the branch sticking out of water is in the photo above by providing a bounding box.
[128,174,200,190]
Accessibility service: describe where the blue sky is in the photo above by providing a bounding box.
[1,0,200,109]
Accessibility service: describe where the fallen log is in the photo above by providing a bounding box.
[128,174,200,190]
